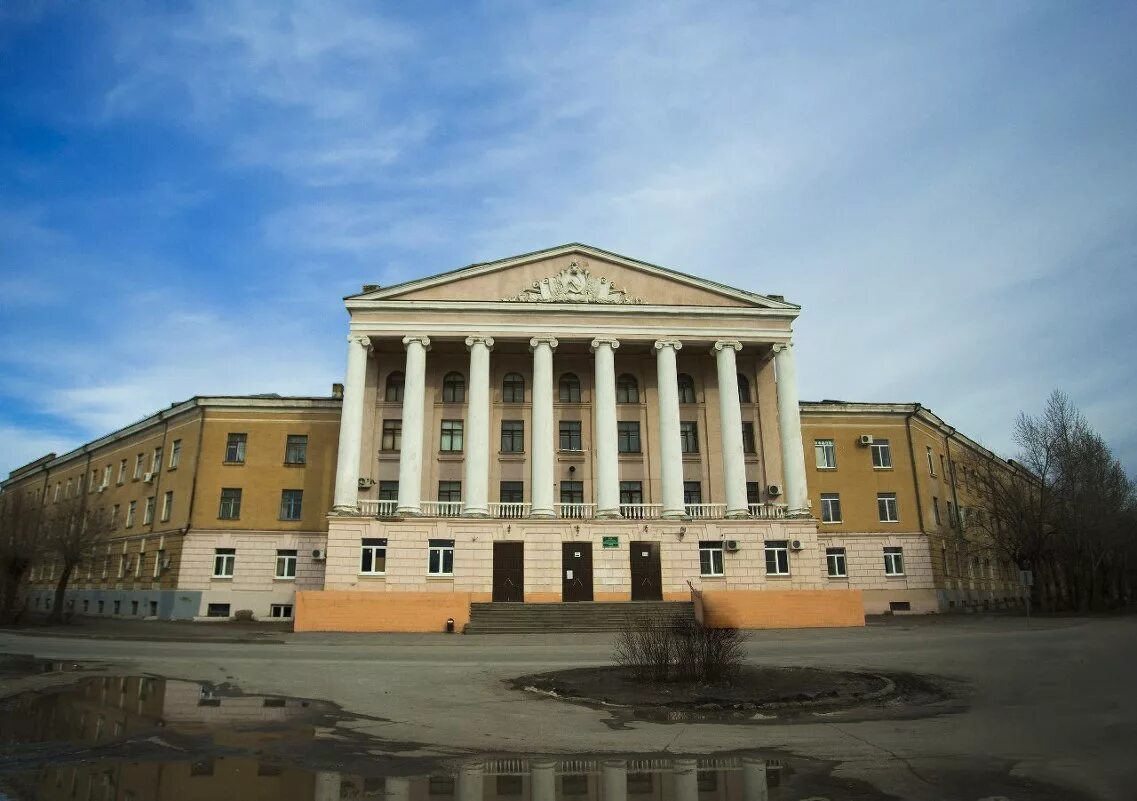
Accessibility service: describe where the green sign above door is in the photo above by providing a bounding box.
[602,536,619,548]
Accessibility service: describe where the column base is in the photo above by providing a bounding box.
[661,510,690,521]
[725,508,751,519]
[395,506,422,517]
[331,505,361,516]
[594,509,622,520]
[786,509,813,519]
[529,509,556,519]
[461,510,491,518]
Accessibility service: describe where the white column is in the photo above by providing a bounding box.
[773,343,809,516]
[396,335,430,516]
[463,335,494,517]
[601,760,627,801]
[529,337,559,518]
[672,759,698,801]
[591,338,621,518]
[332,335,372,512]
[654,339,686,519]
[742,758,769,801]
[457,762,484,801]
[314,772,341,801]
[531,761,556,801]
[713,340,750,518]
[385,777,410,801]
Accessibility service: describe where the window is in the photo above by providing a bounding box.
[502,373,525,403]
[699,541,724,576]
[442,372,465,403]
[884,546,905,576]
[947,500,955,527]
[677,373,696,403]
[683,481,702,504]
[54,483,61,501]
[378,481,399,500]
[225,433,247,463]
[270,604,293,619]
[161,491,173,522]
[154,549,165,578]
[616,374,639,403]
[113,600,122,614]
[285,435,307,465]
[826,547,847,578]
[440,420,464,452]
[101,465,112,487]
[385,371,405,402]
[741,422,756,454]
[877,492,899,522]
[500,481,524,503]
[110,504,120,529]
[143,496,155,525]
[820,493,842,523]
[932,497,941,525]
[437,481,462,502]
[926,446,935,476]
[619,481,643,505]
[218,488,242,519]
[815,439,836,469]
[428,539,454,575]
[559,420,582,450]
[125,500,137,528]
[940,455,947,479]
[765,540,790,575]
[206,604,229,618]
[213,548,235,578]
[558,373,581,403]
[871,439,892,469]
[381,420,402,451]
[170,440,182,469]
[617,421,641,453]
[280,490,303,520]
[134,454,145,479]
[680,421,699,453]
[152,447,162,473]
[737,374,752,403]
[747,482,760,506]
[501,420,524,453]
[560,481,584,504]
[360,538,387,574]
[275,549,297,579]
[118,459,127,484]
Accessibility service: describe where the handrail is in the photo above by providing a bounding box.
[619,503,663,520]
[556,503,595,519]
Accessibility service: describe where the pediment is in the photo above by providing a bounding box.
[352,244,795,310]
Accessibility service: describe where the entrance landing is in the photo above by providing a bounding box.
[465,601,694,634]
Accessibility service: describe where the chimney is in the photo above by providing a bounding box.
[362,284,380,292]
[331,383,344,399]
[768,294,785,302]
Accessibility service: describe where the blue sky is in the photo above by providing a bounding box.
[1,1,1135,476]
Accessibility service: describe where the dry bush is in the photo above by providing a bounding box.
[614,611,746,684]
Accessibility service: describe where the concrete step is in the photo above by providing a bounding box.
[466,601,694,634]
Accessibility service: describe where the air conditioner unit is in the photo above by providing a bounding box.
[789,539,804,551]
[357,477,375,489]
[98,484,108,493]
[724,540,740,552]
[858,434,874,446]
[767,484,782,497]
[311,549,326,561]
[143,472,155,483]
[160,557,171,570]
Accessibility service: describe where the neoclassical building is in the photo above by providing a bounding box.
[6,245,1026,629]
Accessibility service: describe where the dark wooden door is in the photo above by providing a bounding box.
[561,542,594,602]
[492,542,524,602]
[629,541,663,600]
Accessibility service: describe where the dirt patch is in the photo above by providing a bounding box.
[511,665,958,723]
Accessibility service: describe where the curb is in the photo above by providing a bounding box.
[0,629,285,645]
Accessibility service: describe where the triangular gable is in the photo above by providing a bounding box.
[349,244,797,309]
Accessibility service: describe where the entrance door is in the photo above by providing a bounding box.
[492,542,525,602]
[561,542,594,602]
[629,541,663,601]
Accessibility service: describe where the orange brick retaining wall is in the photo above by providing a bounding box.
[700,589,865,629]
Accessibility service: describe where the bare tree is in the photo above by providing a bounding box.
[0,491,45,624]
[41,494,110,624]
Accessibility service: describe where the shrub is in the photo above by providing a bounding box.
[233,609,254,622]
[614,611,746,683]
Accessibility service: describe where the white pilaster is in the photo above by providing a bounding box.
[396,335,431,516]
[742,758,770,801]
[530,337,559,518]
[601,760,628,801]
[591,338,621,518]
[332,335,372,512]
[713,340,750,517]
[457,762,484,801]
[462,335,494,517]
[773,343,809,516]
[654,339,686,519]
[531,761,556,801]
[672,759,699,801]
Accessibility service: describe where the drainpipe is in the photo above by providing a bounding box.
[148,414,172,536]
[182,403,208,536]
[945,429,962,536]
[904,405,926,533]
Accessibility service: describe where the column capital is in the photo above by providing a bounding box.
[653,338,683,352]
[711,339,742,354]
[402,335,431,351]
[347,334,373,353]
[771,342,791,354]
[529,336,559,351]
[590,337,620,352]
[464,335,495,351]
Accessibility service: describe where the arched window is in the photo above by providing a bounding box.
[616,374,639,404]
[502,373,525,403]
[737,374,752,404]
[385,371,405,403]
[558,373,581,403]
[442,372,466,403]
[677,373,696,404]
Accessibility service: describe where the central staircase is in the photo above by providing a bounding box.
[465,600,694,634]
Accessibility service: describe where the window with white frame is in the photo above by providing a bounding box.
[826,547,847,577]
[143,496,155,525]
[360,538,387,574]
[932,497,941,525]
[884,546,904,576]
[53,483,61,502]
[814,439,836,469]
[161,491,173,522]
[381,420,402,451]
[275,549,297,579]
[125,500,136,528]
[154,548,165,578]
[170,439,182,469]
[877,492,899,522]
[764,540,790,575]
[118,459,127,484]
[225,433,247,463]
[428,539,454,575]
[270,604,293,619]
[152,447,162,473]
[926,445,935,475]
[218,488,242,519]
[134,454,145,479]
[679,421,699,454]
[213,548,235,578]
[820,493,842,523]
[699,541,724,576]
[101,465,112,488]
[871,439,893,468]
[440,420,464,452]
[110,504,120,529]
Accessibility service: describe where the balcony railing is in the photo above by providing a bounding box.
[556,502,596,519]
[359,499,398,517]
[356,498,790,520]
[749,503,788,519]
[489,502,531,519]
[619,503,663,520]
[684,503,726,519]
[420,500,463,517]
